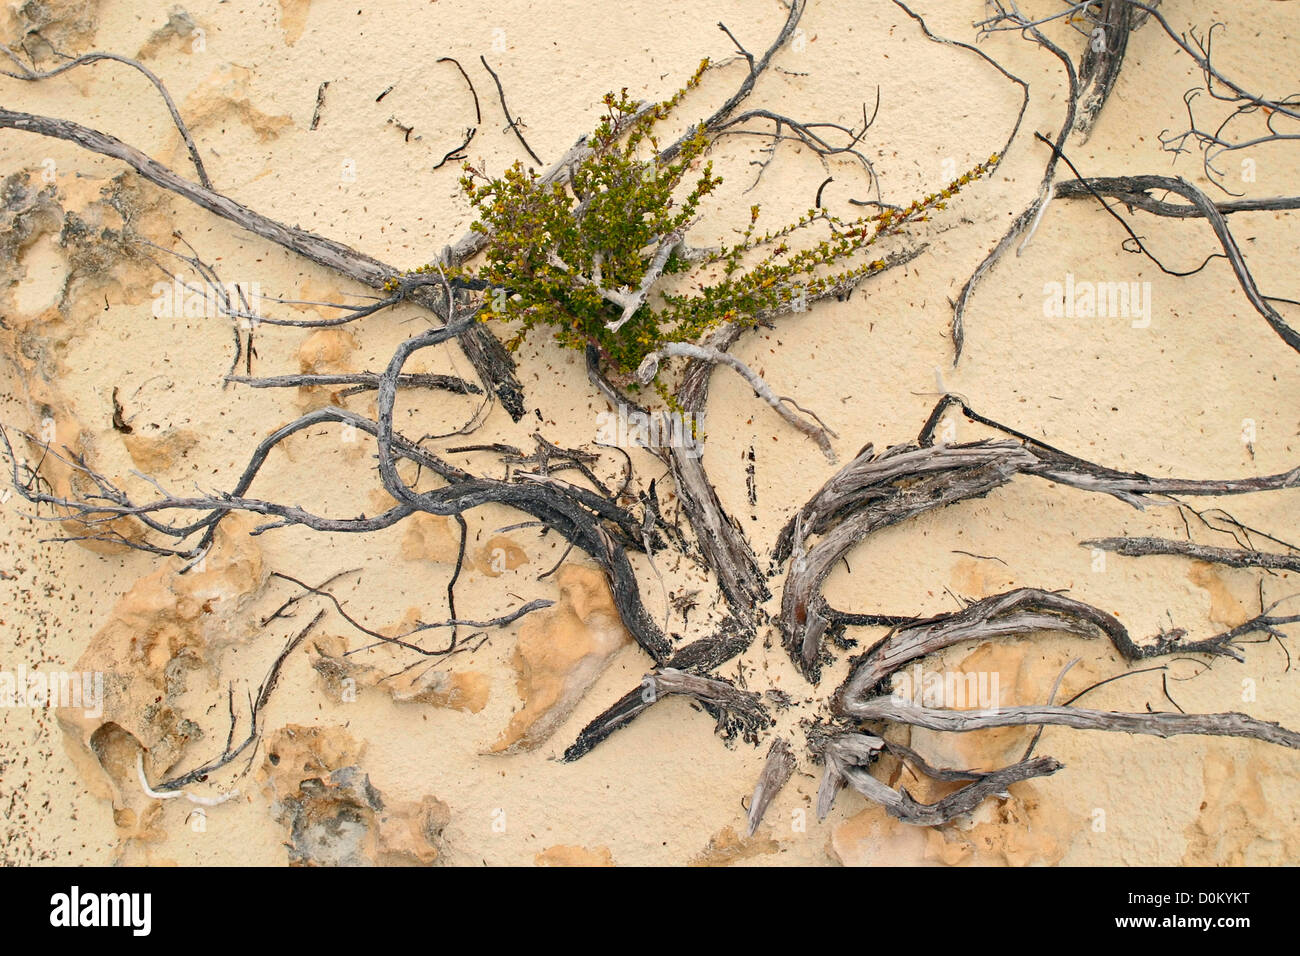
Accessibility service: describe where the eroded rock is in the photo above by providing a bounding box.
[262,724,450,866]
[490,563,631,754]
[57,517,267,793]
[829,780,1076,866]
[535,844,615,867]
[690,825,780,866]
[310,633,490,713]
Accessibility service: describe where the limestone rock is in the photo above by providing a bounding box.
[535,844,615,867]
[278,0,312,46]
[1,0,106,65]
[400,513,462,564]
[490,564,631,753]
[473,535,529,576]
[56,517,267,792]
[829,780,1075,866]
[310,634,490,713]
[690,825,780,866]
[181,64,292,143]
[136,7,201,59]
[123,427,199,474]
[262,725,450,866]
[1182,752,1300,865]
[298,328,357,375]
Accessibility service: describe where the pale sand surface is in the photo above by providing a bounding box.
[0,0,1297,865]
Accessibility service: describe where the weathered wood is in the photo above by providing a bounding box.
[850,697,1300,751]
[746,737,795,836]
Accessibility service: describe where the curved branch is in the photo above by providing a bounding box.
[848,697,1300,751]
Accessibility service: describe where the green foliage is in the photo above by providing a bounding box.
[390,63,996,392]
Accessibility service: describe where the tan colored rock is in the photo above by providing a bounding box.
[827,803,929,866]
[56,517,267,792]
[922,782,1074,866]
[0,0,106,65]
[136,7,202,59]
[535,844,615,867]
[123,427,200,474]
[1183,752,1299,865]
[473,535,529,576]
[1188,561,1251,628]
[0,172,173,557]
[262,724,365,785]
[490,564,631,753]
[948,555,1012,600]
[290,277,352,312]
[76,721,170,865]
[901,640,1029,771]
[181,64,292,142]
[690,825,780,866]
[829,780,1075,866]
[310,634,490,713]
[19,408,148,555]
[903,641,1101,772]
[298,327,357,375]
[261,725,450,866]
[400,513,463,564]
[389,669,490,712]
[278,0,312,46]
[375,794,453,866]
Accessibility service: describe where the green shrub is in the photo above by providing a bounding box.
[390,63,996,396]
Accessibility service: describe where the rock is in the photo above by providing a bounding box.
[123,427,199,474]
[56,517,267,794]
[278,0,312,46]
[400,513,463,564]
[903,640,1101,771]
[490,564,631,753]
[690,825,780,866]
[262,725,450,866]
[1182,752,1300,864]
[181,64,292,144]
[136,7,201,59]
[298,328,357,375]
[473,535,529,576]
[829,780,1075,866]
[1,0,106,65]
[1188,561,1251,628]
[310,634,490,713]
[535,845,615,867]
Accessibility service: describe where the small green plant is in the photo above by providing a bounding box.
[390,64,996,396]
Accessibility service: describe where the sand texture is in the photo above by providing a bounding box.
[0,0,1297,866]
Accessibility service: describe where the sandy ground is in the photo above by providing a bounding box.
[0,0,1297,866]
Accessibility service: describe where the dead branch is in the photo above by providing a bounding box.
[1053,176,1300,217]
[0,106,527,419]
[433,56,479,168]
[835,588,1250,715]
[226,372,482,396]
[1083,536,1300,573]
[562,665,769,762]
[849,697,1300,751]
[838,753,1063,827]
[0,44,212,187]
[889,0,1030,168]
[746,736,795,836]
[776,397,1300,677]
[1050,171,1300,352]
[479,54,543,167]
[634,341,837,462]
[950,10,1080,360]
[815,730,1059,826]
[155,609,324,792]
[1074,0,1135,140]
